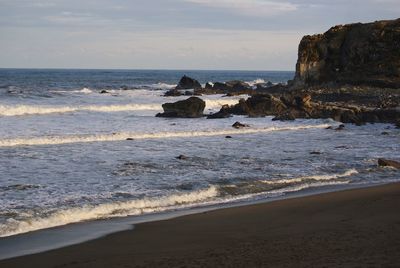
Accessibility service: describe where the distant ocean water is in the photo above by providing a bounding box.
[0,69,399,237]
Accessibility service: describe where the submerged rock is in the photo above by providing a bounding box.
[232,121,249,129]
[176,155,189,160]
[378,158,400,169]
[156,97,206,118]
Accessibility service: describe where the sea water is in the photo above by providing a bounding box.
[0,69,399,237]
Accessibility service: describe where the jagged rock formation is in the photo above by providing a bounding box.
[294,18,400,88]
[175,75,202,90]
[156,97,206,118]
[207,94,400,125]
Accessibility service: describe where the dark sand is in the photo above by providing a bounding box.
[2,183,400,267]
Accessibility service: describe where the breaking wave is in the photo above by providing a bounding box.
[0,99,238,117]
[0,124,330,147]
[0,186,219,237]
[0,167,356,237]
[261,169,358,184]
[0,103,162,116]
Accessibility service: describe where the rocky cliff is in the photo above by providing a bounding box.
[294,18,400,88]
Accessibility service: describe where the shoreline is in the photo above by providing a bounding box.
[0,181,366,259]
[1,182,400,267]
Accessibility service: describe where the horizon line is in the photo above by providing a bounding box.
[0,67,295,72]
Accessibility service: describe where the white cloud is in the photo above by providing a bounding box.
[184,0,298,16]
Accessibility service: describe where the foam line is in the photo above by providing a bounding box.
[0,124,330,147]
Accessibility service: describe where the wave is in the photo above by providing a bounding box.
[219,169,356,196]
[150,83,176,90]
[261,169,358,185]
[0,98,238,117]
[246,78,266,87]
[0,167,355,237]
[0,186,218,237]
[0,104,162,116]
[0,124,330,147]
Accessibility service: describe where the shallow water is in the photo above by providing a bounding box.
[0,69,399,237]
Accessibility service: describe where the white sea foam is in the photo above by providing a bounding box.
[0,186,218,237]
[0,124,330,147]
[261,169,358,185]
[0,104,163,116]
[246,78,266,86]
[204,98,240,110]
[0,98,238,117]
[151,83,176,90]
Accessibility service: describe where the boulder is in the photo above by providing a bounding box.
[207,105,232,119]
[232,121,249,129]
[293,18,400,88]
[176,155,189,160]
[243,94,288,117]
[212,82,230,91]
[225,80,251,91]
[378,158,400,169]
[272,111,296,121]
[156,97,206,118]
[175,75,202,90]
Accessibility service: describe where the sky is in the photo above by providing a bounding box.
[0,0,399,70]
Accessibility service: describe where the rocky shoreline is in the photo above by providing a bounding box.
[158,18,400,127]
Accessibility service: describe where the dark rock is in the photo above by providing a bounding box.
[225,136,232,139]
[293,18,400,88]
[272,112,296,121]
[205,82,213,89]
[212,82,229,91]
[184,90,193,96]
[335,124,346,131]
[176,155,188,160]
[232,121,250,129]
[378,158,400,169]
[381,132,390,135]
[164,89,183,96]
[100,90,109,94]
[209,94,288,118]
[175,75,202,90]
[156,97,206,118]
[310,151,322,155]
[126,138,134,141]
[247,95,287,117]
[326,126,333,129]
[225,80,251,91]
[207,105,232,119]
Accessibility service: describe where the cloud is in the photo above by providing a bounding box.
[184,0,298,16]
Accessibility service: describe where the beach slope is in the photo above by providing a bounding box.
[1,183,400,267]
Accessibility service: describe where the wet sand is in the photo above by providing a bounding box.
[1,183,400,267]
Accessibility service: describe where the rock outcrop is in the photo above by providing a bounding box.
[195,80,255,96]
[156,97,206,118]
[208,93,400,125]
[175,75,202,90]
[294,18,400,88]
[378,158,400,169]
[208,94,287,118]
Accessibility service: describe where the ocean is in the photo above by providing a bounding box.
[0,68,399,238]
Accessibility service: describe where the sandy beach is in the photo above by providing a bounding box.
[1,182,399,267]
